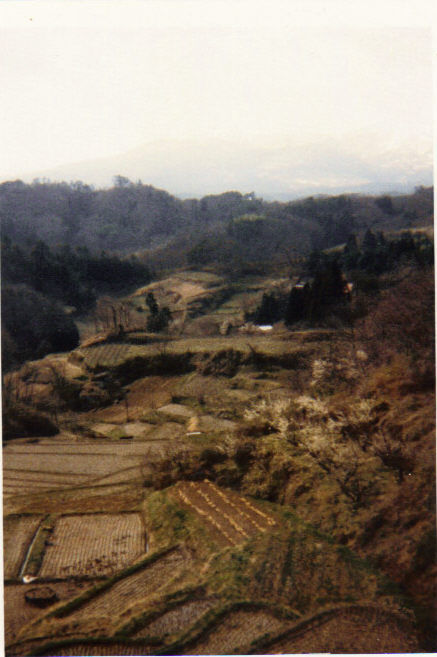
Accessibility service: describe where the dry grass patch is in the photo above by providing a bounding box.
[86,375,176,423]
[3,515,43,579]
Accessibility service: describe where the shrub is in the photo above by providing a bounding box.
[1,285,79,369]
[2,401,58,440]
[357,268,435,370]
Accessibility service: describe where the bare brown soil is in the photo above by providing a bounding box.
[3,440,154,499]
[3,452,140,480]
[65,548,189,625]
[184,609,289,655]
[4,581,85,645]
[39,514,145,579]
[3,483,145,516]
[263,606,418,654]
[134,597,217,639]
[37,641,159,655]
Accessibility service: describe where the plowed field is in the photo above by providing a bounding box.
[3,516,42,579]
[39,513,145,578]
[173,480,276,547]
[263,606,418,654]
[183,609,288,655]
[3,441,155,498]
[36,641,159,656]
[81,344,134,369]
[134,598,217,639]
[66,548,188,621]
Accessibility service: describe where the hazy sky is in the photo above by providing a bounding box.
[0,0,435,196]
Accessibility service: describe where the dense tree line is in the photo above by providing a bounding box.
[1,238,152,313]
[1,179,433,367]
[1,238,152,371]
[247,260,348,327]
[2,286,80,371]
[340,229,433,275]
[145,292,172,332]
[305,228,433,295]
[1,179,432,262]
[187,213,311,276]
[0,180,264,254]
[251,228,433,328]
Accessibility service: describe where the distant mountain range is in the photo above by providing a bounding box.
[21,137,432,200]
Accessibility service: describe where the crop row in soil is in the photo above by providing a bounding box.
[182,608,289,655]
[133,597,218,639]
[3,453,143,486]
[5,442,160,456]
[262,606,418,654]
[63,548,189,622]
[39,513,145,579]
[31,640,160,656]
[173,480,276,547]
[81,344,134,368]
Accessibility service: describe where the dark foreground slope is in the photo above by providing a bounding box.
[5,480,417,656]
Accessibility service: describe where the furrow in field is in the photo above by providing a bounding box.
[183,609,287,655]
[3,453,141,478]
[39,514,145,579]
[206,479,277,527]
[67,549,187,620]
[174,481,276,547]
[37,641,159,656]
[199,480,275,535]
[133,598,217,639]
[263,606,418,654]
[5,443,155,456]
[174,484,243,546]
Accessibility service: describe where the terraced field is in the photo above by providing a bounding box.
[3,516,42,579]
[80,343,134,369]
[262,606,418,654]
[36,640,160,656]
[39,513,145,579]
[183,608,289,655]
[133,597,217,639]
[173,480,277,547]
[7,480,419,657]
[3,323,425,655]
[4,581,85,646]
[3,439,166,498]
[56,548,189,628]
[80,335,317,371]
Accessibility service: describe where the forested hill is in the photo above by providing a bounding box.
[0,178,433,259]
